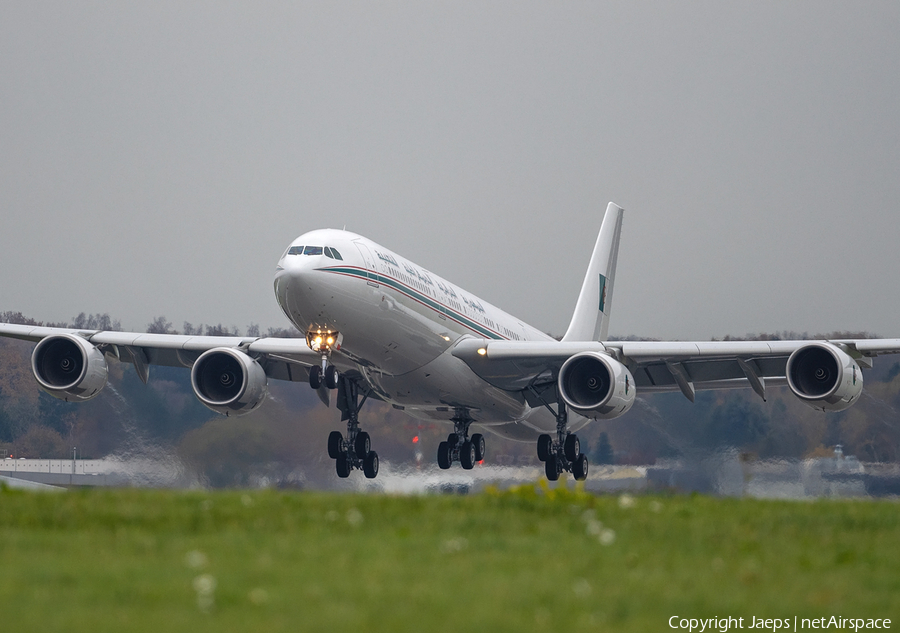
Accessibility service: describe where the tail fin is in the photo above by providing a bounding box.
[561,202,624,342]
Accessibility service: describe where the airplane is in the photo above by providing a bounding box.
[2,202,900,481]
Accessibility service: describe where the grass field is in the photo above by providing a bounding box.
[1,483,897,632]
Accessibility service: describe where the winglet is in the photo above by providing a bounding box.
[561,202,624,343]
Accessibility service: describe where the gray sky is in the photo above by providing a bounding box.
[1,2,898,340]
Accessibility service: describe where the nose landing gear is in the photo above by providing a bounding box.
[437,414,485,470]
[309,363,339,390]
[306,329,343,390]
[304,330,378,479]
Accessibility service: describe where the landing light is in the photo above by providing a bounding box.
[307,329,343,353]
[477,347,487,356]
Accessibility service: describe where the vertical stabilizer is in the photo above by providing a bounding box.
[561,202,624,342]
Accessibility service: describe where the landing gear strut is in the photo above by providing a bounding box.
[325,375,379,479]
[437,414,485,470]
[529,386,589,481]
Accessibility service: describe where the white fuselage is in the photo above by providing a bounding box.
[273,228,566,438]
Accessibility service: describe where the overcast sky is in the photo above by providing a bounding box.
[1,2,898,340]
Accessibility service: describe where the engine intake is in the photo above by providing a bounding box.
[191,348,268,416]
[786,342,863,412]
[31,334,108,402]
[558,351,635,419]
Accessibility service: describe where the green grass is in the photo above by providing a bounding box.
[1,483,897,632]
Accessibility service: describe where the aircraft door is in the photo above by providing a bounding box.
[353,241,379,287]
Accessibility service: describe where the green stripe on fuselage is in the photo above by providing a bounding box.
[320,267,504,340]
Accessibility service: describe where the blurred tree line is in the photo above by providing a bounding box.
[1,311,899,486]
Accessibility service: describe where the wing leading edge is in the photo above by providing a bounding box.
[0,322,322,385]
[452,337,900,402]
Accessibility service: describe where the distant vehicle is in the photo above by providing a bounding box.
[3,203,899,481]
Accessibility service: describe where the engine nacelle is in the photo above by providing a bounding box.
[31,334,108,402]
[190,348,268,416]
[558,352,636,419]
[786,342,863,412]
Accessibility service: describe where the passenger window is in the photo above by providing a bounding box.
[288,245,304,255]
[303,246,324,256]
[330,247,343,260]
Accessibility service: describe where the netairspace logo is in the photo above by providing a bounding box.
[668,616,892,633]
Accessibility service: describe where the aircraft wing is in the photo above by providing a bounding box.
[0,322,322,385]
[451,337,900,401]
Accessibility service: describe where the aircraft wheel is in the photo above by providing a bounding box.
[325,365,339,389]
[447,433,459,448]
[471,433,485,461]
[309,366,323,389]
[537,434,553,462]
[573,454,589,481]
[327,431,343,459]
[460,441,476,470]
[354,431,371,460]
[336,453,351,478]
[564,434,580,463]
[363,451,379,479]
[437,441,452,469]
[545,454,559,481]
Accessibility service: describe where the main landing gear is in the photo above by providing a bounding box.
[529,386,589,481]
[324,375,379,479]
[437,414,485,470]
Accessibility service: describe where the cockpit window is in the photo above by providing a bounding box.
[324,247,334,259]
[303,246,324,256]
[288,245,304,255]
[330,247,343,260]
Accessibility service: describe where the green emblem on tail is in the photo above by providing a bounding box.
[599,274,608,313]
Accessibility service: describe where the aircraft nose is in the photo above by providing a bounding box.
[273,253,326,329]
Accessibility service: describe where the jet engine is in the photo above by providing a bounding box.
[786,342,863,412]
[31,334,109,402]
[190,348,268,416]
[558,351,635,419]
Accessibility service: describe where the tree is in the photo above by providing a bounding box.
[70,312,120,331]
[593,432,615,464]
[147,316,176,334]
[16,425,68,458]
[182,322,203,336]
[205,324,239,337]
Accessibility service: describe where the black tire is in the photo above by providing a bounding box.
[363,451,379,479]
[327,431,343,459]
[309,365,323,389]
[564,434,580,463]
[324,364,339,389]
[545,454,559,481]
[437,441,452,469]
[447,433,459,448]
[336,453,351,478]
[354,431,371,460]
[460,441,476,470]
[471,433,485,461]
[537,434,553,462]
[573,453,589,481]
